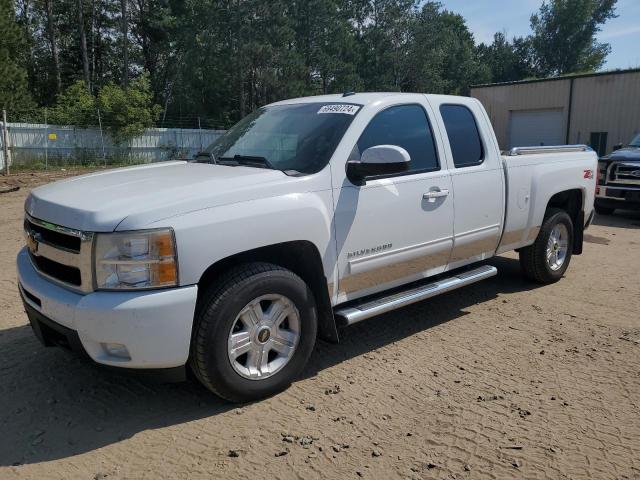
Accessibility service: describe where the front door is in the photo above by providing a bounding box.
[332,101,455,303]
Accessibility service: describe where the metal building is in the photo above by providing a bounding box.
[470,68,640,156]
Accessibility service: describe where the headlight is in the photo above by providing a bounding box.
[94,228,178,290]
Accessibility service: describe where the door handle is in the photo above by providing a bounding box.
[423,188,449,200]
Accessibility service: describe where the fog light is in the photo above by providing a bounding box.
[102,342,131,360]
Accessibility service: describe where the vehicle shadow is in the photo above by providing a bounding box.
[305,255,538,377]
[591,209,640,229]
[0,327,227,467]
[0,255,538,467]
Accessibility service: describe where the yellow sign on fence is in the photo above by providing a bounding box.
[48,133,57,140]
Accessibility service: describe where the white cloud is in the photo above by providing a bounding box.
[599,25,640,40]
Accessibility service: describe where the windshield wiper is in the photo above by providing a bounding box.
[218,155,276,170]
[190,151,217,164]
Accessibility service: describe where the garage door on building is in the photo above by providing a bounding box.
[508,109,565,148]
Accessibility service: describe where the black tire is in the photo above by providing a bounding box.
[190,262,317,402]
[594,204,615,215]
[519,209,574,284]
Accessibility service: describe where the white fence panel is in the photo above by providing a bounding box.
[2,123,225,167]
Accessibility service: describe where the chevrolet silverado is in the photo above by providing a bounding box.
[18,93,597,402]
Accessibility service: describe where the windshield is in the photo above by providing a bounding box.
[203,102,361,174]
[629,134,640,147]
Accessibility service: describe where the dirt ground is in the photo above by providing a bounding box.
[1,170,639,480]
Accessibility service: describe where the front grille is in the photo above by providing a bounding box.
[612,163,640,185]
[24,219,81,252]
[24,214,94,292]
[29,252,82,286]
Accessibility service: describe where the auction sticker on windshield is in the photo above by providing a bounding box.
[317,104,361,115]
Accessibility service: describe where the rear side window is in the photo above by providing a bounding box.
[440,104,484,168]
[355,104,439,174]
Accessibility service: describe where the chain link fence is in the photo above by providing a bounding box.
[1,112,226,171]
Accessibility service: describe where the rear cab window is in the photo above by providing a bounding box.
[439,104,484,168]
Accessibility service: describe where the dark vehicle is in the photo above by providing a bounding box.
[595,133,640,215]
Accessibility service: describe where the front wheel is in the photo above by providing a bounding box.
[190,262,317,402]
[519,209,574,284]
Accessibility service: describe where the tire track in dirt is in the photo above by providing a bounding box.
[0,171,639,479]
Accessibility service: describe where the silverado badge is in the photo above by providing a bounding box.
[347,243,392,260]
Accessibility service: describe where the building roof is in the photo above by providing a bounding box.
[470,67,640,89]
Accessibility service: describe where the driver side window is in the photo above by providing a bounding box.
[351,104,440,174]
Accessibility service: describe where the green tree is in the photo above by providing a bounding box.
[16,0,124,106]
[98,74,161,144]
[164,0,253,126]
[11,0,620,126]
[356,0,417,91]
[0,0,35,116]
[530,0,617,75]
[405,2,485,94]
[47,80,97,126]
[291,0,362,94]
[168,0,307,127]
[477,32,535,83]
[130,0,179,105]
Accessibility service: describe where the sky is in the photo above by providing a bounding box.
[437,0,640,71]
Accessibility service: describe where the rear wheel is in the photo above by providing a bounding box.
[519,209,573,284]
[190,262,317,402]
[594,204,615,215]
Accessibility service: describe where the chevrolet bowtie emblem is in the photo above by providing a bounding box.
[26,231,40,255]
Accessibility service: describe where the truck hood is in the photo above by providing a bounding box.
[25,162,300,231]
[608,146,640,161]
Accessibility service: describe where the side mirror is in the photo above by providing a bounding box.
[346,145,411,185]
[613,143,623,151]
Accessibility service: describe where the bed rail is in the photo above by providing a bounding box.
[506,145,592,156]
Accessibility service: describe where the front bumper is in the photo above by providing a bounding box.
[596,185,640,210]
[17,247,198,370]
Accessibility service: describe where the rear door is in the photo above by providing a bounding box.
[428,98,505,270]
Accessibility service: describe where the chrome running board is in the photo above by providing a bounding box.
[334,265,497,326]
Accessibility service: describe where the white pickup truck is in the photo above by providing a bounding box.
[18,93,597,402]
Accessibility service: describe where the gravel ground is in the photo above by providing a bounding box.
[1,170,639,480]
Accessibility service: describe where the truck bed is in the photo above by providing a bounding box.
[497,145,598,254]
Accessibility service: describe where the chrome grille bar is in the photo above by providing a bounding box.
[612,163,640,185]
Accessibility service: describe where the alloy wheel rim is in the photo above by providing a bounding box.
[227,294,301,380]
[546,224,569,271]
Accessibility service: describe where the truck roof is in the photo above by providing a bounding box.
[270,92,478,107]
